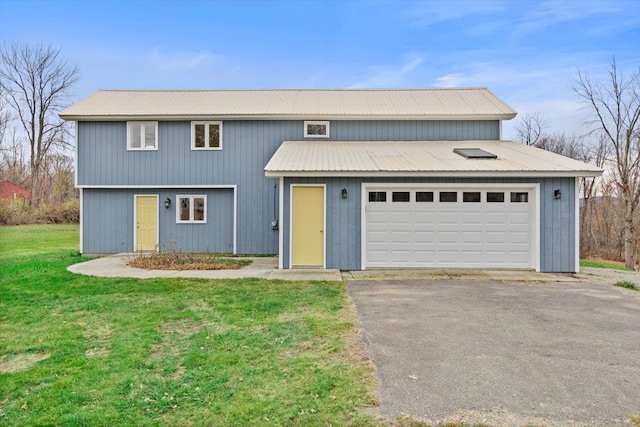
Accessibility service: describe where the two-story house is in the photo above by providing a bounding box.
[60,88,601,272]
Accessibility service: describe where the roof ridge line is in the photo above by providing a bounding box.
[95,87,490,93]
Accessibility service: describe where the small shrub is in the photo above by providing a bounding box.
[613,281,638,291]
[0,198,79,225]
[0,198,31,225]
[129,251,251,270]
[32,199,80,224]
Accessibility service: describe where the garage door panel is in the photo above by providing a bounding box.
[365,187,534,269]
[437,231,459,243]
[486,212,507,224]
[462,212,482,223]
[436,212,459,223]
[461,232,483,244]
[367,231,388,244]
[414,212,436,223]
[509,232,530,243]
[485,231,507,243]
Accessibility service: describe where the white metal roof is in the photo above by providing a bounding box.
[59,88,516,120]
[264,140,603,177]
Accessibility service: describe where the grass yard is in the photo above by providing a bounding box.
[0,225,381,426]
[580,258,633,271]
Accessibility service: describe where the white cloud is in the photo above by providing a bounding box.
[146,48,223,73]
[432,73,468,88]
[405,0,506,28]
[349,55,424,88]
[427,60,600,139]
[511,0,635,40]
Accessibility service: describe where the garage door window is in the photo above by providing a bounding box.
[440,191,457,202]
[392,192,410,202]
[511,192,529,203]
[416,191,434,202]
[487,192,505,202]
[369,191,387,202]
[463,192,481,202]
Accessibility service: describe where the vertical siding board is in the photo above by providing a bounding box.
[79,120,573,270]
[78,119,498,188]
[83,188,234,254]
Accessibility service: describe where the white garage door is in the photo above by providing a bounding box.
[365,186,536,269]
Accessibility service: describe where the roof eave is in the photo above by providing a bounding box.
[264,170,603,178]
[59,113,517,121]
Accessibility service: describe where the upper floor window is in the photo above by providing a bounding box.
[192,121,222,150]
[304,121,330,138]
[127,122,157,150]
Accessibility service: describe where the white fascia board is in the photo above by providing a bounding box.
[76,184,237,189]
[575,177,580,273]
[73,121,78,188]
[278,177,284,270]
[60,113,516,121]
[265,171,603,178]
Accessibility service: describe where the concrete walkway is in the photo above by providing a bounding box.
[67,254,344,281]
[68,253,581,283]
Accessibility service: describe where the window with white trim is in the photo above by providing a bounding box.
[176,195,207,223]
[304,121,330,138]
[127,122,158,150]
[191,121,222,150]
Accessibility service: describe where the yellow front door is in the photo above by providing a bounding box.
[136,195,158,251]
[291,186,324,267]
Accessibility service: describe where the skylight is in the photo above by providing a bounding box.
[453,148,497,159]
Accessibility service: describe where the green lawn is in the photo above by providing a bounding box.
[0,225,381,426]
[580,258,633,271]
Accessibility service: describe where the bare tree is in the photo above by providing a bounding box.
[575,59,640,269]
[515,112,549,146]
[0,96,12,148]
[0,129,29,186]
[0,42,79,207]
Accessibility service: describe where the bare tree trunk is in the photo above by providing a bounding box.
[624,197,637,269]
[30,165,38,207]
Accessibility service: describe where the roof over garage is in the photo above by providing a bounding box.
[59,88,516,121]
[264,140,603,178]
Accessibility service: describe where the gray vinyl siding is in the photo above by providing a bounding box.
[282,177,576,273]
[82,188,234,254]
[77,119,498,254]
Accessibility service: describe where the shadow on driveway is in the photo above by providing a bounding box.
[348,279,640,427]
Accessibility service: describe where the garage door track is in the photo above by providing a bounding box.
[348,279,640,426]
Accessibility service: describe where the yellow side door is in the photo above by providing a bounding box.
[135,195,158,251]
[291,186,324,267]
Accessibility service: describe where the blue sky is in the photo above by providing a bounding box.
[1,0,638,139]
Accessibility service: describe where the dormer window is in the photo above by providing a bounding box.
[304,121,330,138]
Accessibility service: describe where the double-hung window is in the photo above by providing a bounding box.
[127,122,158,150]
[192,121,222,150]
[176,195,207,223]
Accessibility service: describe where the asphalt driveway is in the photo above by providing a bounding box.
[348,279,640,426]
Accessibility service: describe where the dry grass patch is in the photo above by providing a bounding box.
[0,352,50,374]
[150,319,205,362]
[80,317,113,358]
[129,252,251,270]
